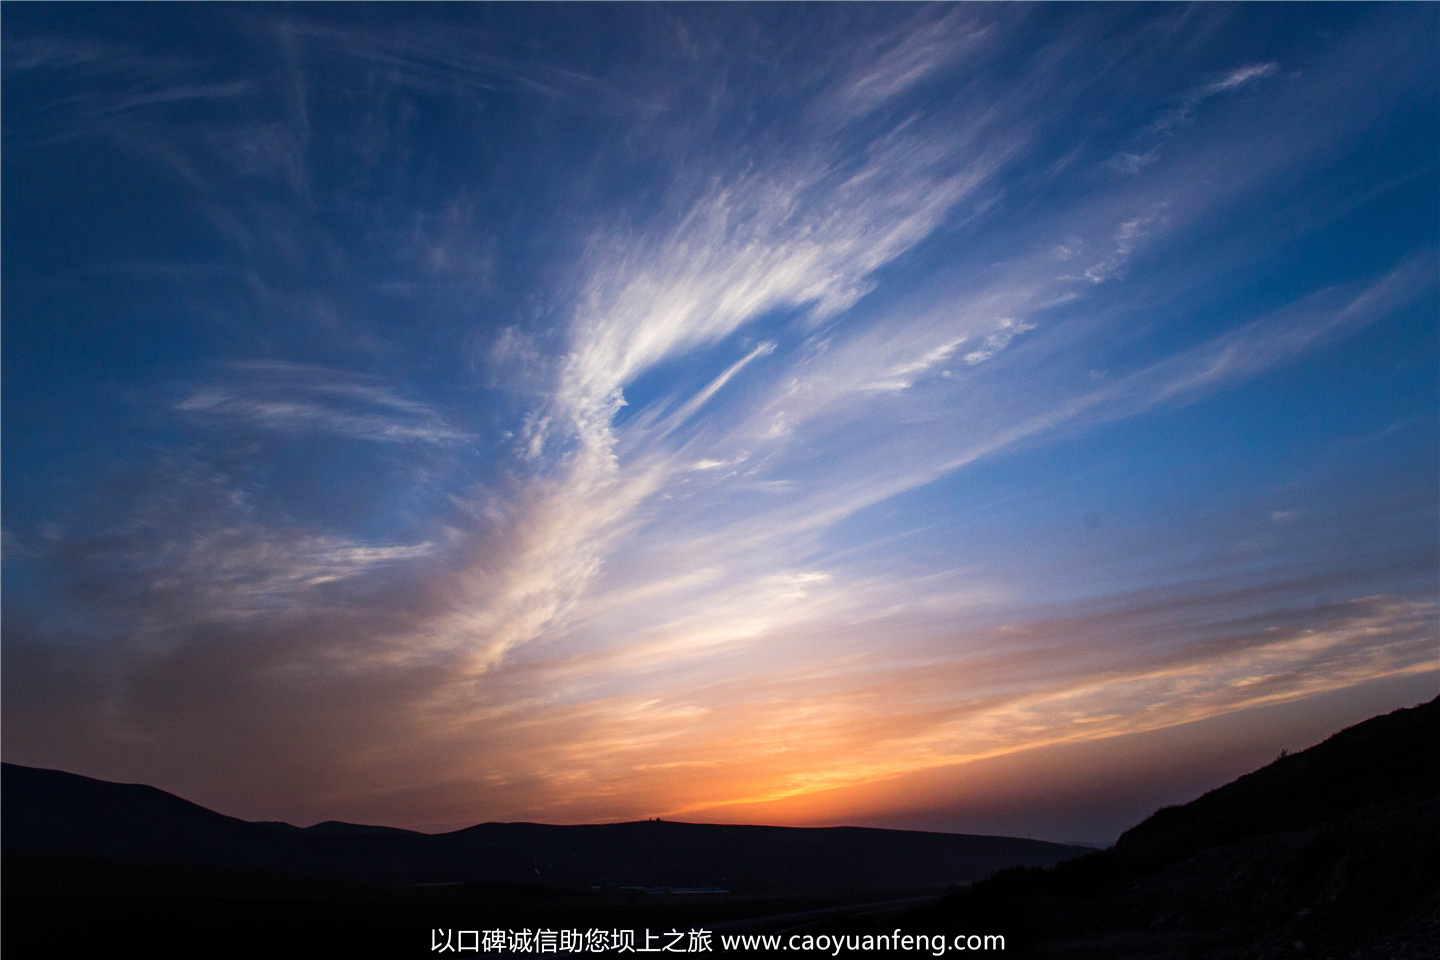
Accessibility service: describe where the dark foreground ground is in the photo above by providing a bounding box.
[4,855,944,958]
[5,696,1436,958]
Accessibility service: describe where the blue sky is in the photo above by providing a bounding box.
[3,4,1436,841]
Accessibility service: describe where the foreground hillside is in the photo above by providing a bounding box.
[883,695,1440,959]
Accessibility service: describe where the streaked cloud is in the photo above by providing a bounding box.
[837,7,993,117]
[176,363,472,445]
[1148,60,1280,136]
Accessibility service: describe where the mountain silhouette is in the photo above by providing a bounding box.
[885,695,1440,959]
[4,761,1087,957]
[2,762,1085,894]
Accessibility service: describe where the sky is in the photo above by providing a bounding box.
[3,4,1436,845]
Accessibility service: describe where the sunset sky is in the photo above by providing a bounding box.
[4,4,1436,845]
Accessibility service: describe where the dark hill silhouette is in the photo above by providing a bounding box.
[1,762,1086,895]
[882,695,1440,958]
[1113,692,1440,869]
[3,763,1090,957]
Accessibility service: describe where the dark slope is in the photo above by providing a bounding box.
[1113,693,1440,869]
[885,695,1440,959]
[4,763,421,868]
[1,762,1086,895]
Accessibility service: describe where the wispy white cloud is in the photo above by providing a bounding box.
[963,317,1036,365]
[33,457,438,635]
[1101,60,1279,177]
[1205,62,1280,96]
[142,532,435,623]
[1131,253,1437,407]
[284,21,619,104]
[176,363,471,445]
[836,7,993,117]
[866,337,967,392]
[1149,61,1279,136]
[7,55,263,143]
[1083,207,1167,284]
[1108,148,1160,176]
[554,136,1011,444]
[449,80,1023,674]
[567,251,1435,610]
[659,340,777,432]
[3,36,139,72]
